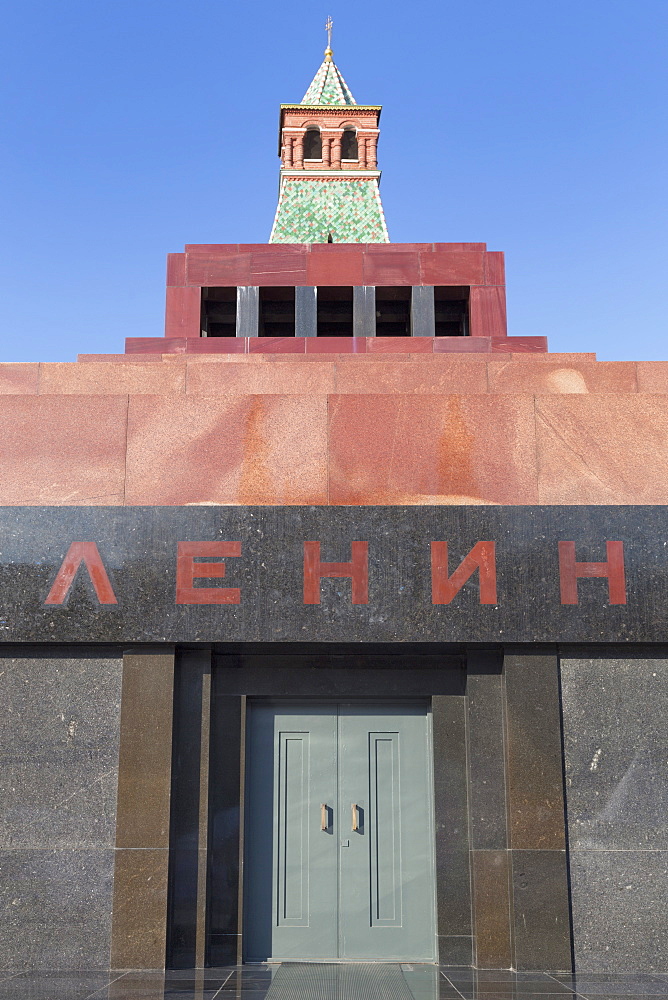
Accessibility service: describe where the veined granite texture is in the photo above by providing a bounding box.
[569,850,668,973]
[0,849,115,970]
[561,657,668,971]
[0,654,123,969]
[7,352,668,506]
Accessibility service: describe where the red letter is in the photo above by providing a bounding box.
[303,541,368,605]
[431,541,497,604]
[44,542,117,605]
[176,542,241,605]
[558,541,626,605]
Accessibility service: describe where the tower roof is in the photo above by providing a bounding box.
[301,50,357,106]
[270,177,389,243]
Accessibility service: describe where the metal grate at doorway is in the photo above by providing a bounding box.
[262,963,419,1000]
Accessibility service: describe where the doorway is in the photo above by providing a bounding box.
[243,701,437,963]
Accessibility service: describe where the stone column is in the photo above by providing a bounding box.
[358,135,367,169]
[331,135,342,169]
[283,134,293,168]
[353,286,376,337]
[467,652,512,969]
[236,286,259,337]
[411,286,436,336]
[322,136,331,167]
[294,132,304,169]
[367,134,378,169]
[503,653,572,971]
[164,650,212,969]
[207,688,246,966]
[433,693,473,965]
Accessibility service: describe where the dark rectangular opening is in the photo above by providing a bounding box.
[259,286,295,337]
[435,286,470,337]
[317,286,353,336]
[201,287,236,338]
[375,286,411,337]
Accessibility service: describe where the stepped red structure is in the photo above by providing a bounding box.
[145,241,540,355]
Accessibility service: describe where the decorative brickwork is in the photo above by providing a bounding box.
[270,177,389,243]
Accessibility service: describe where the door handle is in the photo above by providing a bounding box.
[320,803,327,832]
[351,803,359,832]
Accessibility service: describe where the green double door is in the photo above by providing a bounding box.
[243,702,436,963]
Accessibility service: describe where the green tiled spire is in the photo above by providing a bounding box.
[301,55,357,106]
[270,178,389,243]
[270,36,388,244]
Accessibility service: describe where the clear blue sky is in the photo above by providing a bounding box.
[1,0,666,362]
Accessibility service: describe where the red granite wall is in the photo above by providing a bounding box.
[3,350,668,506]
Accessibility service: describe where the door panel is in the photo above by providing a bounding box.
[244,704,338,961]
[369,731,401,926]
[243,701,436,962]
[339,705,436,961]
[276,731,309,926]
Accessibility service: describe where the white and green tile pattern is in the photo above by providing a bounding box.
[269,177,389,243]
[301,57,357,106]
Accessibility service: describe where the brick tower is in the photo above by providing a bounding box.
[269,23,389,243]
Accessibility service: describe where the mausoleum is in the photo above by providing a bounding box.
[1,37,667,979]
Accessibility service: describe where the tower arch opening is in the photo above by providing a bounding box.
[341,127,358,160]
[303,126,322,160]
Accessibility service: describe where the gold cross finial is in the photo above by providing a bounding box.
[325,15,333,60]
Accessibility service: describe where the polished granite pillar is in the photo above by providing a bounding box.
[165,650,212,969]
[111,648,175,970]
[432,694,472,965]
[504,652,572,971]
[467,651,572,972]
[467,651,512,970]
[207,687,245,966]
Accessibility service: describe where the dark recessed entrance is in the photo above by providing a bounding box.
[375,287,411,337]
[434,286,469,336]
[259,286,296,337]
[201,286,236,337]
[317,286,354,336]
[164,645,572,972]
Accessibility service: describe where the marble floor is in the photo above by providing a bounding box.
[1,966,668,1000]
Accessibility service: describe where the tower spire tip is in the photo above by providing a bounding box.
[325,15,333,61]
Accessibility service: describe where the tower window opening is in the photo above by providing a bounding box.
[303,127,322,160]
[259,286,296,337]
[376,287,411,336]
[341,128,358,160]
[201,287,236,337]
[317,286,353,336]
[434,286,470,337]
